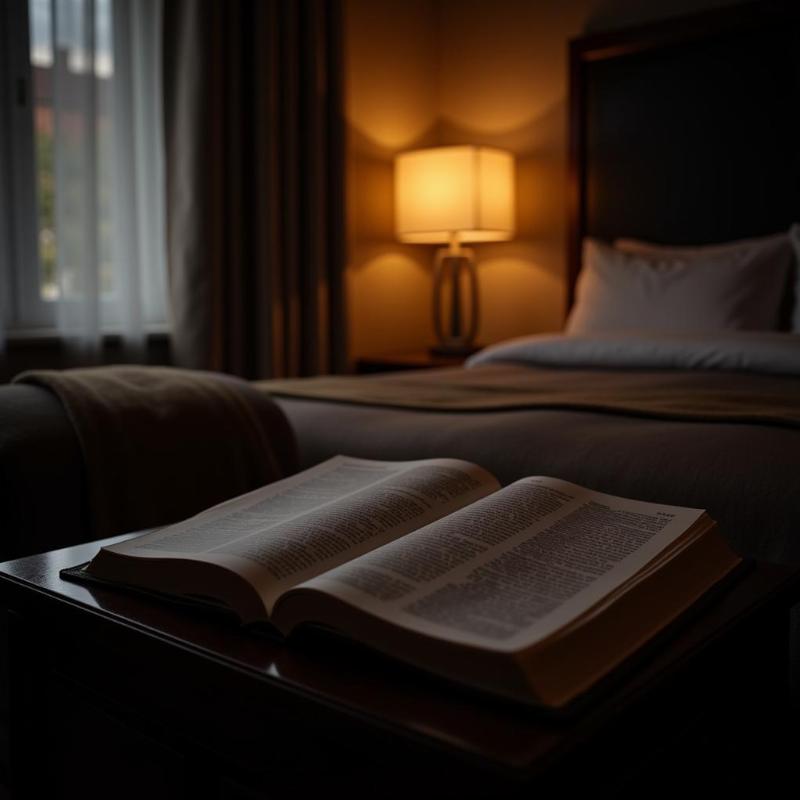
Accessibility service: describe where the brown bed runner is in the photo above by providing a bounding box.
[259,363,800,427]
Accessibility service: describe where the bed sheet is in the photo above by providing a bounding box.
[268,333,800,563]
[274,392,799,564]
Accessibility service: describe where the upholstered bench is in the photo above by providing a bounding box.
[0,367,298,562]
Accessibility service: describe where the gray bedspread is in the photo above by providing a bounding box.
[264,366,800,564]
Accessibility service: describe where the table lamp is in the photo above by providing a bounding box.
[395,145,515,356]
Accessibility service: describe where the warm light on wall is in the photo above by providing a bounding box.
[394,146,515,355]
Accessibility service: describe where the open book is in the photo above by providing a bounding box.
[76,456,741,709]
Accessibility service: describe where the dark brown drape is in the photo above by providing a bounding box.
[163,0,345,378]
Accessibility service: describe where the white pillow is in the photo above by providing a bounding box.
[566,236,793,335]
[616,228,800,332]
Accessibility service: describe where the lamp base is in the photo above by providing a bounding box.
[432,247,480,357]
[429,343,483,358]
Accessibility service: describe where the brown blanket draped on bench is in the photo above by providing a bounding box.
[14,366,298,540]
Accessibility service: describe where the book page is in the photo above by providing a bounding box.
[290,476,706,651]
[102,455,499,612]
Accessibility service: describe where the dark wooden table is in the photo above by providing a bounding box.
[356,351,470,373]
[1,536,799,799]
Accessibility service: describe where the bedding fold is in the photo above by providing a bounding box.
[468,331,800,375]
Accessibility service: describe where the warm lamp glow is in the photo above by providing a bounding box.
[393,145,516,357]
[395,146,515,244]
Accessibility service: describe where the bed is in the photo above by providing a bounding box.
[264,2,800,564]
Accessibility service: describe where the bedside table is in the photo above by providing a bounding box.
[356,351,472,374]
[2,538,798,797]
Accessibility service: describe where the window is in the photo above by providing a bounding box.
[0,0,167,340]
[30,0,116,304]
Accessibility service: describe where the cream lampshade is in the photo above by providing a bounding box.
[395,146,515,355]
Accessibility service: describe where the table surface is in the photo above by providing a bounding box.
[0,535,798,783]
[356,351,470,372]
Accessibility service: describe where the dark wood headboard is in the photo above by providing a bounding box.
[566,0,800,309]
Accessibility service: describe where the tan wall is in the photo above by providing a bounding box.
[344,0,743,366]
[344,0,440,363]
[438,0,593,342]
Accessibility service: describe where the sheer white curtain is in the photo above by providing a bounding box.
[52,0,167,355]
